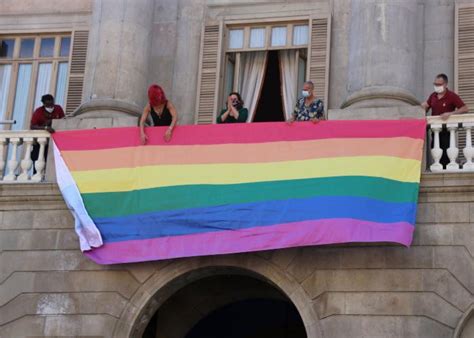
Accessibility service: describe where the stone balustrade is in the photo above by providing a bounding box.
[0,130,50,183]
[427,113,474,172]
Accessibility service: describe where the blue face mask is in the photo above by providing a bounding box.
[302,90,310,98]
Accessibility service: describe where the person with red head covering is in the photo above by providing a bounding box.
[139,84,178,144]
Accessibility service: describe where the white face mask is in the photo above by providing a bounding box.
[434,85,445,94]
[302,90,310,98]
[45,107,54,113]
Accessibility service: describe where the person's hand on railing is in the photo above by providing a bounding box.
[440,112,453,120]
[140,131,148,145]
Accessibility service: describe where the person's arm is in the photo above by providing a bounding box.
[30,109,44,130]
[164,101,178,142]
[287,102,298,124]
[421,94,432,115]
[217,109,228,123]
[56,105,65,119]
[236,108,248,122]
[312,101,324,122]
[139,104,151,145]
[440,95,468,120]
[421,101,429,112]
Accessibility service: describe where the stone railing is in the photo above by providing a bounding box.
[0,130,51,183]
[427,113,474,172]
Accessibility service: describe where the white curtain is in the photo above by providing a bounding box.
[250,28,265,48]
[34,63,52,109]
[55,62,69,107]
[293,25,309,46]
[238,51,268,121]
[0,64,12,121]
[12,64,32,130]
[279,50,299,119]
[271,27,287,47]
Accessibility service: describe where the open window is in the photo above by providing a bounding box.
[195,18,330,124]
[222,23,309,122]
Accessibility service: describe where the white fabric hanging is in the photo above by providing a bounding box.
[239,51,268,121]
[11,64,32,130]
[279,50,299,119]
[0,65,12,121]
[34,63,52,109]
[271,27,287,46]
[250,28,266,48]
[55,62,69,107]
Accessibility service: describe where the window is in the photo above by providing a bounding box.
[222,22,310,121]
[0,34,71,130]
[195,18,330,125]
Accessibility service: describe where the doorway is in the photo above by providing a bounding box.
[142,274,307,338]
[253,51,285,122]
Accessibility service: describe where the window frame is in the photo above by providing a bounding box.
[220,19,311,112]
[0,33,71,129]
[225,21,309,52]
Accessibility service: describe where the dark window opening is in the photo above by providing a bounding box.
[253,51,285,122]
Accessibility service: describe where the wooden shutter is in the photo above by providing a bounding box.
[65,30,89,115]
[308,17,331,116]
[456,5,474,110]
[455,5,474,165]
[195,23,222,124]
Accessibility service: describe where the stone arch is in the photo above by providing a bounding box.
[455,304,474,338]
[113,254,322,338]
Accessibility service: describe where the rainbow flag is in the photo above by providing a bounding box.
[52,120,426,264]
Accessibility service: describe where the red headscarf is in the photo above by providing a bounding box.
[148,84,167,107]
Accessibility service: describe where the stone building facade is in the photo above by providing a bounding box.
[1,0,474,337]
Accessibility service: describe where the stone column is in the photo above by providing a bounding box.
[342,0,422,109]
[79,0,155,117]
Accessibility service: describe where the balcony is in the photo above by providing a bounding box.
[1,114,474,183]
[0,130,50,183]
[426,113,474,172]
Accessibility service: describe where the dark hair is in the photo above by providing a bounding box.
[229,92,244,105]
[41,94,54,103]
[436,74,448,83]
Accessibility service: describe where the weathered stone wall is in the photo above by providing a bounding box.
[0,173,473,337]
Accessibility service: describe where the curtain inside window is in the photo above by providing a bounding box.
[279,50,298,119]
[271,27,287,47]
[11,63,32,130]
[0,64,11,121]
[250,28,266,48]
[34,63,52,109]
[238,51,267,121]
[55,62,68,107]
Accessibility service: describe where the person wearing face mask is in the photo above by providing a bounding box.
[421,74,469,168]
[216,92,248,123]
[30,94,65,173]
[30,94,65,133]
[288,81,324,124]
[421,73,468,120]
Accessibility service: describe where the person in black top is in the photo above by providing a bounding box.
[139,84,178,144]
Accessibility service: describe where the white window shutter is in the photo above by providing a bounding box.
[195,23,223,124]
[65,30,88,116]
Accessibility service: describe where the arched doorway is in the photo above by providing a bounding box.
[142,273,306,338]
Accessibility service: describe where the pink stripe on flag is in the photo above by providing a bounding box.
[85,219,415,264]
[53,120,426,151]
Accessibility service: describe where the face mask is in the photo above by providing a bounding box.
[45,107,54,113]
[434,85,445,94]
[302,90,310,98]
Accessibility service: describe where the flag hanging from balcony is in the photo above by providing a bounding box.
[52,120,426,264]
